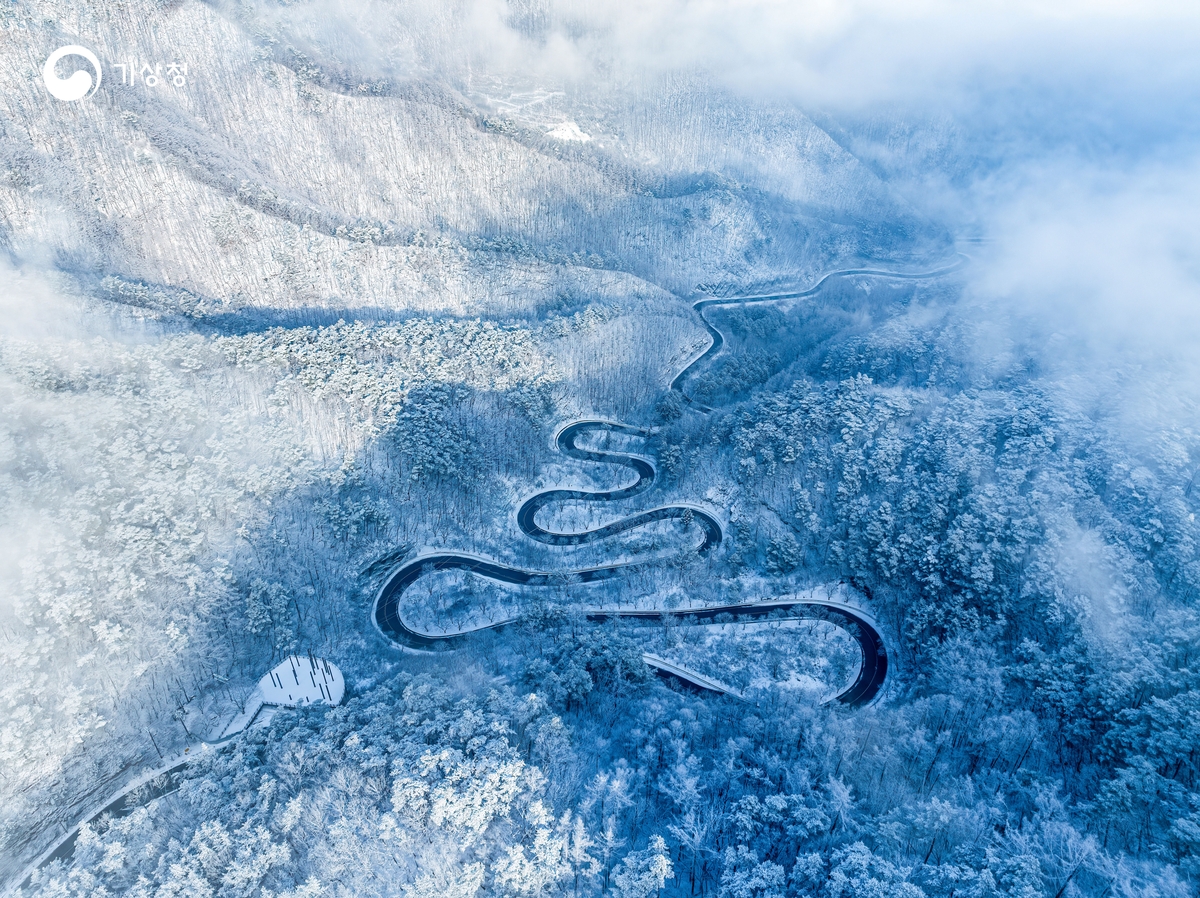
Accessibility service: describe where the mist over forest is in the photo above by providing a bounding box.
[2,1,1200,896]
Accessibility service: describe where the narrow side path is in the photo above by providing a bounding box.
[12,656,343,894]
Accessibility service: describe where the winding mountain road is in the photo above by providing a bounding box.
[517,421,722,551]
[671,259,967,410]
[12,259,959,893]
[375,258,965,706]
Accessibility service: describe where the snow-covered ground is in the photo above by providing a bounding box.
[259,654,345,707]
[215,654,345,740]
[637,618,858,701]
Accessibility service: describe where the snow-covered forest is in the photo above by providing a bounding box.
[3,0,1200,896]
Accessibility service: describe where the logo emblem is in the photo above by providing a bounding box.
[42,45,102,102]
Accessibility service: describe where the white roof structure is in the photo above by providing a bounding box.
[260,654,345,707]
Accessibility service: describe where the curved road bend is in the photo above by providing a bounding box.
[517,421,721,551]
[374,261,967,707]
[374,564,887,707]
[671,258,967,411]
[16,260,953,891]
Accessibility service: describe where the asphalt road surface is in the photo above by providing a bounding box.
[370,261,967,707]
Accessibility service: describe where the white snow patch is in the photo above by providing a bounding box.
[547,121,591,142]
[260,654,346,707]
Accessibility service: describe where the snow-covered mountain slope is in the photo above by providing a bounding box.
[1,0,941,321]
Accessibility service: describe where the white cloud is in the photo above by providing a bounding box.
[974,159,1200,353]
[279,0,1200,115]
